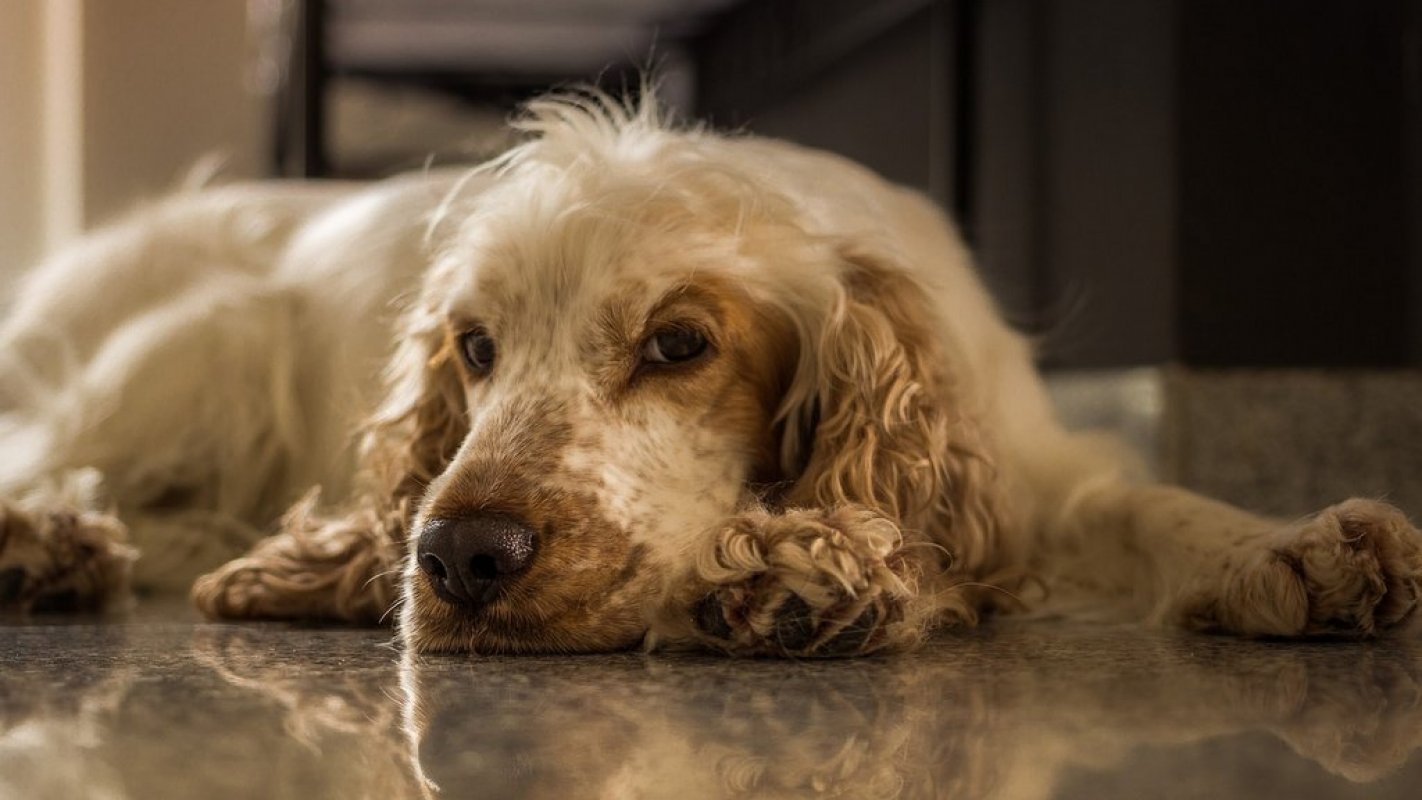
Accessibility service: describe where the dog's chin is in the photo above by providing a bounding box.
[409,622,648,655]
[400,581,650,655]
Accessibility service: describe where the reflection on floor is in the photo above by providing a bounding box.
[6,369,1421,798]
[3,602,1421,799]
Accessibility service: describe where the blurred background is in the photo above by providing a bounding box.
[2,0,1420,511]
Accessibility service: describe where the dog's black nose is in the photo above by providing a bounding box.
[416,513,537,607]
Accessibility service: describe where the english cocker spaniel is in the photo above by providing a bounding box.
[2,92,1419,655]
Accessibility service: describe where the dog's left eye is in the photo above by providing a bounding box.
[458,327,496,374]
[641,327,708,365]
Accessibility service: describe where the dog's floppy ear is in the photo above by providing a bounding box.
[363,313,471,545]
[778,245,1004,576]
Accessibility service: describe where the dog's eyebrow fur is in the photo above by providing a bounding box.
[590,278,726,354]
[643,282,724,330]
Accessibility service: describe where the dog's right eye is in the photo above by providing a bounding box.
[641,326,709,366]
[458,327,496,375]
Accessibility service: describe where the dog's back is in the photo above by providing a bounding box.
[0,172,463,586]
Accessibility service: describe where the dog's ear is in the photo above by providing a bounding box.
[362,313,470,546]
[778,245,1005,576]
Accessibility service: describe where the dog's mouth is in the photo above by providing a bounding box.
[403,568,654,655]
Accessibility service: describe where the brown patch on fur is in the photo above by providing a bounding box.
[711,284,802,487]
[599,275,799,487]
[420,396,574,519]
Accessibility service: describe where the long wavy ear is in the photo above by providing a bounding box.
[778,246,1008,589]
[192,305,468,623]
[361,308,470,545]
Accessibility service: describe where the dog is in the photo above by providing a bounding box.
[1,91,1418,655]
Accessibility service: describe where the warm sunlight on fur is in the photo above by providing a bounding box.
[2,90,1419,655]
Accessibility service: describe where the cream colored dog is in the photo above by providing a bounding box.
[1,92,1418,655]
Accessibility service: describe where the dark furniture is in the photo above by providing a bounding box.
[277,0,1422,369]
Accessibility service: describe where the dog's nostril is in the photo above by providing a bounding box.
[419,553,448,581]
[468,554,499,582]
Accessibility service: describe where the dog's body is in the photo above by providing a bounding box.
[2,95,1418,653]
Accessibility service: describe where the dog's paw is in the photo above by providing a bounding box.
[191,505,397,624]
[191,551,291,621]
[673,508,922,657]
[1191,499,1422,636]
[0,502,135,613]
[1283,500,1422,634]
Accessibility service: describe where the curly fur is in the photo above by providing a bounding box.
[3,89,1420,656]
[781,248,1016,622]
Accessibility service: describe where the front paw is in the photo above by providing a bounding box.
[673,508,922,657]
[0,503,135,613]
[191,505,396,624]
[1189,499,1422,636]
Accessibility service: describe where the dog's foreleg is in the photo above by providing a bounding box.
[655,506,960,657]
[0,472,137,613]
[1037,480,1422,636]
[191,492,402,624]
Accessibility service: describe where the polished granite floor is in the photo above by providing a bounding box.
[3,601,1421,800]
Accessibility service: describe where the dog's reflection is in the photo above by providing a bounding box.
[399,629,1422,799]
[0,626,137,800]
[10,625,1422,799]
[402,655,987,799]
[1,626,418,800]
[187,627,421,798]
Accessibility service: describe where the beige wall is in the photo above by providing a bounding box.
[81,0,265,227]
[0,0,266,300]
[0,1,47,294]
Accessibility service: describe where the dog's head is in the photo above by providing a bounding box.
[388,94,999,653]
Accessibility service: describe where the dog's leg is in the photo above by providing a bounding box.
[1038,480,1422,636]
[0,478,259,614]
[191,493,402,624]
[658,506,955,657]
[982,353,1422,636]
[0,473,137,613]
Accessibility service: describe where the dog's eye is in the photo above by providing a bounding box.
[458,327,496,374]
[641,327,708,365]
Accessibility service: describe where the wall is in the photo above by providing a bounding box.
[0,1,47,298]
[80,0,266,228]
[0,0,266,302]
